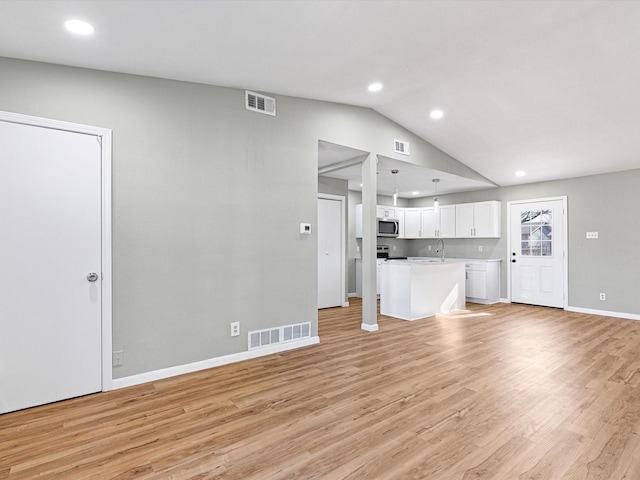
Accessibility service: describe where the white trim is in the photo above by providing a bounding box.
[113,336,320,389]
[506,196,568,309]
[566,306,640,322]
[348,292,358,298]
[361,323,379,332]
[0,110,114,392]
[318,193,347,308]
[500,297,511,303]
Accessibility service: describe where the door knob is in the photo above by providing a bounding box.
[511,259,516,263]
[87,272,99,282]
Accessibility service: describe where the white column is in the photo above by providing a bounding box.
[361,153,378,331]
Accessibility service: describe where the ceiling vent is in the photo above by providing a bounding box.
[394,139,410,156]
[245,90,276,116]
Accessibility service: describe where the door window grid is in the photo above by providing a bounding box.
[520,209,552,256]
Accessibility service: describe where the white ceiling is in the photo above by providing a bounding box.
[318,141,492,198]
[2,0,640,189]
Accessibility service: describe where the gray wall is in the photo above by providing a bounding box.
[403,169,640,314]
[0,57,480,378]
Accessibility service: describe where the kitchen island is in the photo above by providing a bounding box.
[380,259,466,320]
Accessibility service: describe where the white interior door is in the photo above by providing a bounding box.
[0,120,103,413]
[510,199,565,308]
[318,197,343,309]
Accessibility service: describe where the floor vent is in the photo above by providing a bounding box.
[248,322,311,350]
[394,139,410,155]
[245,90,276,116]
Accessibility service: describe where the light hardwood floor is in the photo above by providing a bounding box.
[2,300,640,479]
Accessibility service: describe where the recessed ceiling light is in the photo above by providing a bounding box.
[515,171,526,177]
[430,110,444,120]
[368,83,383,93]
[65,19,95,35]
[412,191,420,196]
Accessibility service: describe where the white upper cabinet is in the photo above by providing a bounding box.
[376,205,397,219]
[403,208,422,238]
[420,208,438,238]
[396,208,405,239]
[419,205,456,238]
[439,205,456,237]
[455,201,501,238]
[355,201,500,239]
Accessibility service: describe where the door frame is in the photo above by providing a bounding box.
[0,110,113,391]
[506,196,568,308]
[317,193,348,307]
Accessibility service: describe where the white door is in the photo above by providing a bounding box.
[0,120,103,413]
[510,199,565,308]
[318,197,343,309]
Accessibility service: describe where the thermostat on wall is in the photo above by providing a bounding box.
[300,223,312,235]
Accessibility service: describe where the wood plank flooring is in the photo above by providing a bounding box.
[3,300,640,479]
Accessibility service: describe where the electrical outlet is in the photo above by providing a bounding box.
[478,245,483,252]
[112,350,124,367]
[230,322,240,337]
[393,245,396,251]
[586,232,599,239]
[428,245,432,251]
[599,293,606,301]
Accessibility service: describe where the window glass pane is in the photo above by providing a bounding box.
[531,227,542,241]
[521,210,531,225]
[531,241,541,256]
[530,210,542,224]
[520,208,554,257]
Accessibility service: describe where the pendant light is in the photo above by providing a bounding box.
[391,169,399,206]
[432,178,440,212]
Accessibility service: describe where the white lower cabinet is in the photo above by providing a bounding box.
[355,259,385,297]
[465,260,501,304]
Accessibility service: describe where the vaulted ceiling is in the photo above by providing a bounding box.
[1,0,639,190]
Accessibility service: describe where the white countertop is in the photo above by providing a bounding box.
[404,257,502,264]
[356,257,501,263]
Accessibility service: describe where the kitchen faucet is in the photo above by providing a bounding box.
[436,239,445,262]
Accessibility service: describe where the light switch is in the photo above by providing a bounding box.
[300,223,312,235]
[586,232,598,239]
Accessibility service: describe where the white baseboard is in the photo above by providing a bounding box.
[500,298,511,303]
[566,306,640,322]
[348,292,358,298]
[112,336,320,390]
[342,301,350,307]
[361,322,379,332]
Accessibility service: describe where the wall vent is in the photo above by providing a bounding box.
[248,322,311,350]
[394,139,410,156]
[245,90,276,116]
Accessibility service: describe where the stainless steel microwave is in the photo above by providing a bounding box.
[377,218,399,237]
